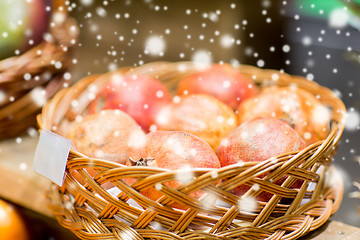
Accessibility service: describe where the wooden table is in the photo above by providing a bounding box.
[0,135,358,239]
[0,135,53,217]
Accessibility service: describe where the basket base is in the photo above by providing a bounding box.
[47,166,343,240]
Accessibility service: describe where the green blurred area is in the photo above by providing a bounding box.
[298,0,360,18]
[0,0,26,59]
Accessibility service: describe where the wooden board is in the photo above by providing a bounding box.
[0,135,359,239]
[302,221,360,239]
[0,135,53,217]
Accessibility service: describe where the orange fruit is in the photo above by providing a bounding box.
[0,199,29,240]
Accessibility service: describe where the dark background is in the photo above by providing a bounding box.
[67,0,360,227]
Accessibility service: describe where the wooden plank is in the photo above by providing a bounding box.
[0,135,53,217]
[302,221,360,239]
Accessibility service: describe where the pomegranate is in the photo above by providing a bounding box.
[177,64,258,109]
[155,94,237,150]
[126,130,221,209]
[217,117,305,201]
[89,73,171,132]
[66,109,145,164]
[237,86,330,146]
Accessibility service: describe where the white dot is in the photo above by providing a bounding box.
[304,132,312,140]
[55,62,62,69]
[156,90,164,98]
[306,73,314,81]
[64,72,71,80]
[211,171,218,179]
[53,12,66,24]
[220,34,234,48]
[19,163,27,171]
[345,109,360,131]
[239,197,257,213]
[282,44,290,53]
[96,7,107,17]
[329,8,348,28]
[173,96,181,103]
[252,184,260,191]
[155,183,162,190]
[332,89,342,98]
[145,35,165,56]
[209,12,219,22]
[223,81,231,88]
[271,74,279,81]
[192,50,212,69]
[31,87,47,107]
[27,127,38,138]
[24,73,31,81]
[257,59,265,67]
[302,36,312,46]
[80,0,93,6]
[217,116,224,123]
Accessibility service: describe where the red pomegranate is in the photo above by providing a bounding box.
[177,64,258,109]
[66,109,145,164]
[126,130,221,209]
[155,94,237,150]
[89,73,171,132]
[217,117,305,201]
[237,86,330,146]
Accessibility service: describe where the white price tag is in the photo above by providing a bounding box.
[33,130,75,186]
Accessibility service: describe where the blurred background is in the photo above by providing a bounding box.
[67,0,360,227]
[0,0,360,239]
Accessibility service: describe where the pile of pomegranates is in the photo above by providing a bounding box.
[66,63,331,206]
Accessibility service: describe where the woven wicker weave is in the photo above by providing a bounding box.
[38,62,346,240]
[0,0,78,139]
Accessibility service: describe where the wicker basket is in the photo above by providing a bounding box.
[37,62,346,240]
[0,0,78,140]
